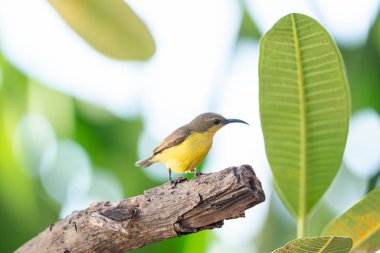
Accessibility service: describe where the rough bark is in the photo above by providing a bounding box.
[16,165,265,253]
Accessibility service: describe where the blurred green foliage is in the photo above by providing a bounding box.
[238,3,261,41]
[0,55,59,252]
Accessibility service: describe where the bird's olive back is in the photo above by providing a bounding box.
[188,113,227,133]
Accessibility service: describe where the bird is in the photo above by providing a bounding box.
[135,112,248,182]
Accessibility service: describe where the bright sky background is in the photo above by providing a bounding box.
[1,0,380,252]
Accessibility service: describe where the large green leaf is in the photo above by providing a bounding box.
[273,236,352,253]
[259,13,350,227]
[48,0,155,60]
[323,187,380,252]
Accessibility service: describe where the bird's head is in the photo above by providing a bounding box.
[189,112,248,134]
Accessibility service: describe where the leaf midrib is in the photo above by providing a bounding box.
[317,237,334,253]
[290,14,307,225]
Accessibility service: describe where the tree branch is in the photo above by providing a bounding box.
[16,165,265,253]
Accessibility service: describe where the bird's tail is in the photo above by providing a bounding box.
[135,157,154,167]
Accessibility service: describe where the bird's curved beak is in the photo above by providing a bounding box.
[225,118,249,125]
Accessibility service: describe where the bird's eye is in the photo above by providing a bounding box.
[213,119,222,125]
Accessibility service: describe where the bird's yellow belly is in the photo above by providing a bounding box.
[154,132,213,173]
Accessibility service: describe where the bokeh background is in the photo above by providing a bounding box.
[1,0,380,252]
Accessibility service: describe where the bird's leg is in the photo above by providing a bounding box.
[169,169,187,188]
[169,169,175,184]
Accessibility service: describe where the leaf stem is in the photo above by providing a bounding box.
[297,215,307,238]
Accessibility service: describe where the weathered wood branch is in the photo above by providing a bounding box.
[16,165,265,253]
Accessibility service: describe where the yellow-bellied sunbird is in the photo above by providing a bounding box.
[135,112,248,182]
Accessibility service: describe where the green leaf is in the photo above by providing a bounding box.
[323,187,380,252]
[238,4,261,40]
[273,236,352,253]
[259,13,350,225]
[48,0,155,60]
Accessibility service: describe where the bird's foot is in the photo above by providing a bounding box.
[194,170,204,178]
[176,176,188,183]
[169,179,176,188]
[169,176,188,188]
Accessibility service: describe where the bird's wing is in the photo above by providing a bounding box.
[153,126,191,155]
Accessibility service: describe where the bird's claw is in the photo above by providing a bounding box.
[169,176,188,188]
[195,170,203,178]
[176,176,188,183]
